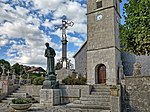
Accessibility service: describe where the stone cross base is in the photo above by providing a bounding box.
[40,89,61,106]
[1,75,6,80]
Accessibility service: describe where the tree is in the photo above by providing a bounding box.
[120,0,150,55]
[12,63,24,75]
[55,61,62,70]
[0,59,11,74]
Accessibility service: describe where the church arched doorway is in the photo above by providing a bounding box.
[96,64,106,84]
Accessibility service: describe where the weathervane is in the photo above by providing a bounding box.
[55,16,74,69]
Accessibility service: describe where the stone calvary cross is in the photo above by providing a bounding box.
[55,17,74,69]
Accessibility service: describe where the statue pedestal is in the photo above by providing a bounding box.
[40,89,61,106]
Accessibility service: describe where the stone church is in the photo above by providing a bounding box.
[74,0,122,86]
[74,0,150,85]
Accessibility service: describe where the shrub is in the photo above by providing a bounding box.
[30,76,37,84]
[12,98,31,104]
[33,77,45,85]
[110,85,118,90]
[62,75,87,85]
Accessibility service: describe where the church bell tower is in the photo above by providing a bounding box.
[86,0,122,85]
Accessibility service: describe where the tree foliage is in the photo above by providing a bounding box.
[120,0,150,55]
[55,61,62,70]
[12,63,24,75]
[33,77,45,85]
[0,59,11,74]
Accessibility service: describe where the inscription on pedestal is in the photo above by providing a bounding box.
[40,89,60,106]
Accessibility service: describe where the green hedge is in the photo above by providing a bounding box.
[33,77,45,85]
[62,75,87,85]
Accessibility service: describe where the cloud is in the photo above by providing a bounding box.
[69,23,87,34]
[33,0,67,14]
[53,1,86,22]
[68,36,84,47]
[0,35,9,46]
[0,0,87,67]
[0,3,53,66]
[0,3,15,23]
[7,41,46,66]
[34,0,87,34]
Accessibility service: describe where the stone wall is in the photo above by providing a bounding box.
[56,68,76,83]
[121,52,136,76]
[121,52,150,76]
[25,85,91,104]
[74,42,87,76]
[122,76,150,112]
[136,55,150,75]
[26,85,42,102]
[8,85,19,94]
[59,85,91,104]
[111,85,122,112]
[0,85,18,100]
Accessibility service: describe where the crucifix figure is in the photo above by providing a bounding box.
[61,19,74,40]
[56,17,74,68]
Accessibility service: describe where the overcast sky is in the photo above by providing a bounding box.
[0,0,127,68]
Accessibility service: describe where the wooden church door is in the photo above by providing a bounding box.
[98,65,106,84]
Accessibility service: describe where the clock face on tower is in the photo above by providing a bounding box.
[96,14,102,21]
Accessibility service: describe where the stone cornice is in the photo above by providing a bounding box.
[86,6,121,18]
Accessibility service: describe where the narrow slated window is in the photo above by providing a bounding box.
[96,1,102,9]
[116,2,118,11]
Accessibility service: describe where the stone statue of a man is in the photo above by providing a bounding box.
[45,43,56,75]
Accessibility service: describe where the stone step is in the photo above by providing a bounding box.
[73,100,81,104]
[30,103,44,110]
[12,92,27,95]
[67,103,111,110]
[81,100,110,106]
[8,94,30,98]
[91,92,111,95]
[12,92,28,98]
[33,97,40,103]
[92,88,110,92]
[14,90,27,93]
[80,97,110,102]
[1,100,11,103]
[18,88,26,91]
[92,85,110,89]
[6,97,15,100]
[86,95,110,98]
[18,86,26,89]
[17,87,26,90]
